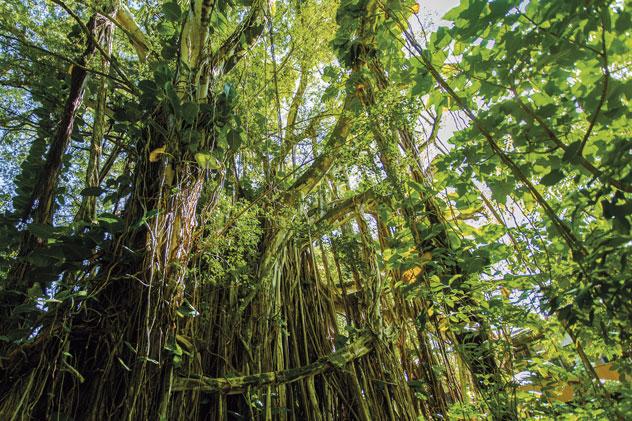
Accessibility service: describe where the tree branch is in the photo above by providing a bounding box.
[209,0,265,75]
[287,95,355,199]
[173,331,375,394]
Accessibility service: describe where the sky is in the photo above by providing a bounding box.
[408,0,464,157]
[421,0,461,28]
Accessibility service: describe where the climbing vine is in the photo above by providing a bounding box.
[0,0,630,419]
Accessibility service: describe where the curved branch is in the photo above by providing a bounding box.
[208,0,265,75]
[173,331,375,394]
[273,66,309,169]
[311,188,377,228]
[395,25,587,259]
[577,17,610,156]
[287,95,355,199]
[49,0,135,93]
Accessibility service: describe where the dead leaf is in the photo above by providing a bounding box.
[149,145,166,162]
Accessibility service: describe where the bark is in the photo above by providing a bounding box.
[173,331,375,394]
[26,15,101,224]
[1,14,111,332]
[288,95,355,198]
[77,19,114,222]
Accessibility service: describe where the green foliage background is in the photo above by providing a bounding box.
[0,0,630,419]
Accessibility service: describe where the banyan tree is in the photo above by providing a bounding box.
[0,0,630,419]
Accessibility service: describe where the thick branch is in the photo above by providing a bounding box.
[397,26,586,258]
[311,188,377,228]
[173,331,375,394]
[25,15,102,223]
[273,66,309,169]
[209,0,265,75]
[112,3,151,61]
[288,95,354,199]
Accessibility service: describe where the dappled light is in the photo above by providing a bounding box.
[0,0,630,419]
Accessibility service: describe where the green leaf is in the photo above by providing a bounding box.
[443,2,466,21]
[181,102,199,124]
[164,82,181,115]
[227,128,243,150]
[98,213,122,224]
[161,44,177,60]
[13,303,39,315]
[80,186,105,196]
[489,0,513,18]
[540,169,565,186]
[27,223,56,239]
[431,27,451,50]
[138,79,157,93]
[162,2,181,21]
[562,141,582,163]
[194,152,221,170]
[322,84,339,102]
[602,200,631,234]
[412,69,433,96]
[176,299,200,318]
[27,282,43,299]
[488,178,513,204]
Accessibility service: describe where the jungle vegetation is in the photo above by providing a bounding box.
[0,0,630,419]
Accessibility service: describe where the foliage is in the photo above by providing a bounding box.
[0,0,629,419]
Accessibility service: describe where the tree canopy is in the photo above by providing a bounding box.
[0,0,630,419]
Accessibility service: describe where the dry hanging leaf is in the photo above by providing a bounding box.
[149,145,166,162]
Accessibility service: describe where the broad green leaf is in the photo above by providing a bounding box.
[162,2,181,21]
[80,187,105,196]
[540,169,565,186]
[194,152,221,170]
[176,299,200,318]
[181,102,199,124]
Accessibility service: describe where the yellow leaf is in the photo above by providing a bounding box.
[595,362,620,381]
[438,317,449,333]
[149,145,166,162]
[402,266,422,283]
[411,3,420,14]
